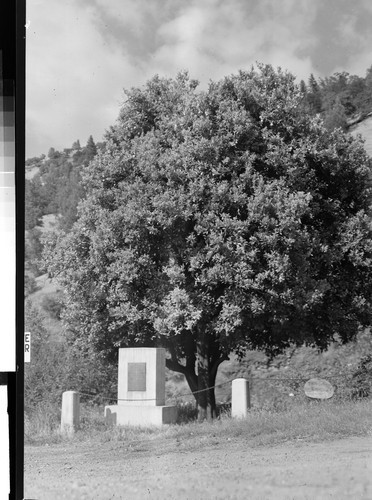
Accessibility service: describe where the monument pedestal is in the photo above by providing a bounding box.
[104,347,178,427]
[105,404,178,427]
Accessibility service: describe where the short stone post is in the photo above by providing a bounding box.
[231,378,250,418]
[61,391,80,433]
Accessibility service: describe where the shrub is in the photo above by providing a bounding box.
[176,402,198,424]
[351,354,372,398]
[41,294,64,320]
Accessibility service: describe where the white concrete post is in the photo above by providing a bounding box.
[61,391,80,433]
[231,378,250,418]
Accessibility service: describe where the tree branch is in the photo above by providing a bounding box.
[165,357,187,375]
[210,353,229,380]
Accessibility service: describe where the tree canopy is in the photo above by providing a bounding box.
[301,66,372,130]
[44,65,372,419]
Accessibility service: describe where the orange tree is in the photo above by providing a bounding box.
[44,66,372,420]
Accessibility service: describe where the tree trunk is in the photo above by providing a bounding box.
[165,346,198,395]
[196,334,217,421]
[165,334,227,421]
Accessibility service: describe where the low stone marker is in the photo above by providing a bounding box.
[104,347,178,427]
[304,378,334,399]
[231,378,251,418]
[61,391,80,433]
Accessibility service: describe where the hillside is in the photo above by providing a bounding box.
[350,115,372,157]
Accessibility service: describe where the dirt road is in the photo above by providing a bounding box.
[25,435,372,499]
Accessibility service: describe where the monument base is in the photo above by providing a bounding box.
[104,405,178,427]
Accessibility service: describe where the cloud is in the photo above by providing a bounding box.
[26,0,372,158]
[151,0,318,84]
[308,0,372,76]
[26,0,143,156]
[336,8,372,77]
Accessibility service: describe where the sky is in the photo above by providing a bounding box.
[26,0,372,159]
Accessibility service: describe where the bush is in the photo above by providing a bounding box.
[351,355,372,398]
[41,294,64,320]
[25,401,62,444]
[176,402,198,424]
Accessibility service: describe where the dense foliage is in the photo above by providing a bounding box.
[301,66,372,130]
[25,136,99,232]
[44,66,372,419]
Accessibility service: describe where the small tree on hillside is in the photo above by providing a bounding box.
[84,135,97,165]
[44,66,372,420]
[72,139,81,150]
[324,97,348,131]
[306,74,322,114]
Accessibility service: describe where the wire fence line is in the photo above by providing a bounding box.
[78,377,235,403]
[76,372,353,404]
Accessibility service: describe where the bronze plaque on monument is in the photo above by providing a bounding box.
[128,362,147,391]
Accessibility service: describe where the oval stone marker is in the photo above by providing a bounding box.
[304,378,334,399]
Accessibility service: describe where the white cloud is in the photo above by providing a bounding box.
[150,0,318,84]
[26,0,143,156]
[26,0,372,158]
[333,10,372,77]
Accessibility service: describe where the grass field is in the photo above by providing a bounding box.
[25,398,372,453]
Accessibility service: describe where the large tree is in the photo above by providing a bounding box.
[44,66,372,420]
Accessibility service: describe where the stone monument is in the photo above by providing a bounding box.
[104,347,178,427]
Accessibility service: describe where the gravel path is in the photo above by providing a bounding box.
[25,435,372,499]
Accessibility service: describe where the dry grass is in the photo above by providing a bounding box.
[25,398,372,453]
[25,402,63,445]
